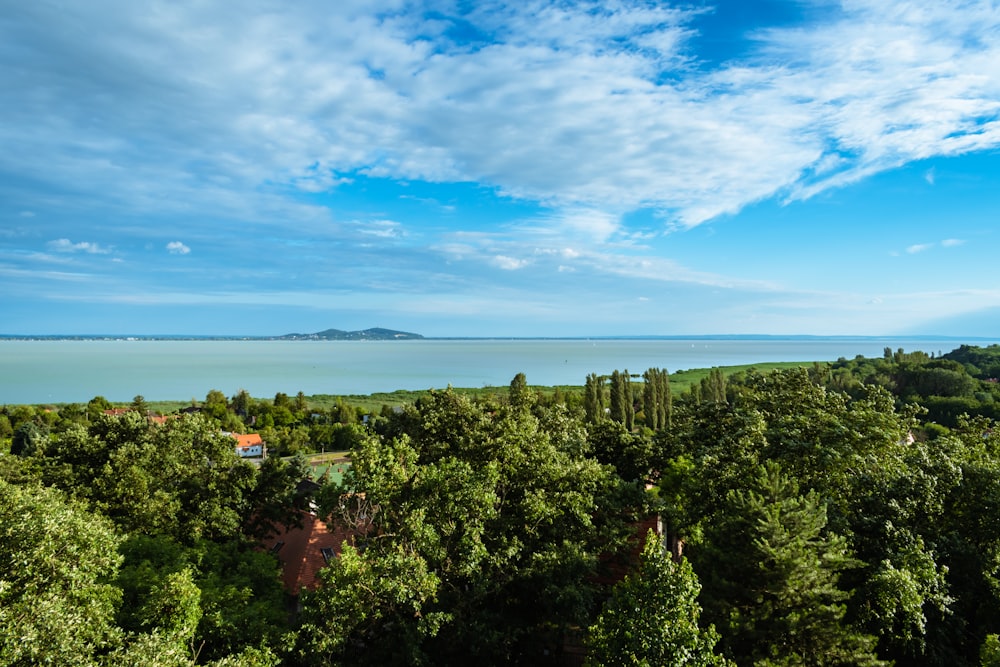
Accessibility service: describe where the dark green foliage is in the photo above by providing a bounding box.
[609,370,634,430]
[508,371,535,409]
[588,419,653,482]
[585,372,606,423]
[699,368,727,405]
[693,464,884,666]
[585,531,730,667]
[117,535,289,662]
[303,388,640,665]
[131,394,150,415]
[11,420,47,456]
[942,344,1000,380]
[641,367,672,431]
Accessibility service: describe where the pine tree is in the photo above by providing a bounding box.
[694,463,885,666]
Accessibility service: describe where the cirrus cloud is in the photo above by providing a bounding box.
[47,239,111,254]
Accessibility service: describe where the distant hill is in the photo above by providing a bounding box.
[276,327,424,341]
[0,327,424,341]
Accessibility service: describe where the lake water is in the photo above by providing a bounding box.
[0,338,993,405]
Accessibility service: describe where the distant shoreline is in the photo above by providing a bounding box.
[0,334,995,342]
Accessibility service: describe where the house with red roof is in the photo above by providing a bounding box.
[229,432,266,459]
[265,511,360,596]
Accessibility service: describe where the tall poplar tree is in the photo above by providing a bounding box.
[642,368,672,431]
[609,370,634,431]
[584,373,605,424]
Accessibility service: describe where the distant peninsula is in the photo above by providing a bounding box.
[0,327,424,341]
[275,327,423,341]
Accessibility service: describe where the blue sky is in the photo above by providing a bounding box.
[3,0,1000,337]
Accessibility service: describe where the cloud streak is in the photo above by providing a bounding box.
[47,239,111,254]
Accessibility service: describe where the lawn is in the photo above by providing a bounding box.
[299,451,351,485]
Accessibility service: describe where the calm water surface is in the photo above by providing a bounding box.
[0,338,991,404]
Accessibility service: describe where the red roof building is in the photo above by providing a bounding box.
[230,432,266,458]
[265,511,359,595]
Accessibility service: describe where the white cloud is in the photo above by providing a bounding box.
[166,241,191,255]
[550,209,623,243]
[905,238,965,254]
[356,219,403,238]
[47,239,111,254]
[4,0,1000,260]
[491,255,529,270]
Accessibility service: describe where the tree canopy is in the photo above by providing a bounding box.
[6,347,1000,664]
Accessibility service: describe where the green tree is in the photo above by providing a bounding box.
[699,368,727,405]
[297,542,443,665]
[508,372,534,410]
[294,391,309,414]
[584,373,605,424]
[642,367,671,431]
[331,397,356,425]
[693,463,884,666]
[10,421,47,456]
[588,420,652,483]
[585,530,730,667]
[231,389,252,417]
[66,413,257,541]
[982,634,1000,666]
[87,395,113,421]
[203,389,230,422]
[131,394,150,415]
[0,480,123,665]
[305,389,637,665]
[610,370,634,430]
[0,413,12,440]
[240,454,308,539]
[137,567,202,650]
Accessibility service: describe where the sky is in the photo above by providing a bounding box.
[3,0,1000,338]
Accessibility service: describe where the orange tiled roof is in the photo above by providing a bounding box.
[266,512,359,594]
[232,433,263,447]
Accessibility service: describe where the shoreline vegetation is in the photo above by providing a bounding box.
[13,361,812,410]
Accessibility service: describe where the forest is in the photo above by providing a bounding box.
[6,344,1000,665]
